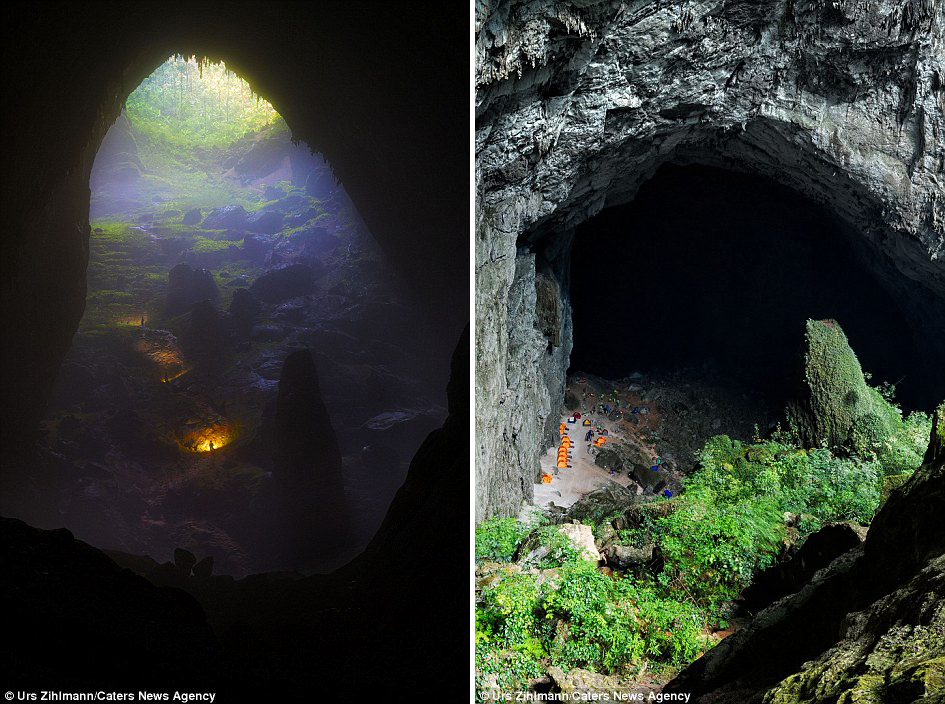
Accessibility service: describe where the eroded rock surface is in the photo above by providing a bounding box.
[475,0,945,521]
[663,408,945,702]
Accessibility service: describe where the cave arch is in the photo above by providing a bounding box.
[4,4,468,468]
[475,0,945,521]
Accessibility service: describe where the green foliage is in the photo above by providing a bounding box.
[692,434,886,524]
[475,516,532,563]
[533,525,581,568]
[656,491,783,615]
[543,560,706,672]
[190,236,236,253]
[873,410,931,474]
[126,55,279,149]
[475,560,708,698]
[476,389,932,699]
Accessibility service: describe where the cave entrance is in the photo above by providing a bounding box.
[36,55,444,577]
[564,163,932,470]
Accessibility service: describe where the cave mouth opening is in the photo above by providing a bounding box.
[30,54,446,578]
[568,163,929,425]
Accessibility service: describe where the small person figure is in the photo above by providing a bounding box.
[585,428,593,442]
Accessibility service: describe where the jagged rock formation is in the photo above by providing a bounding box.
[0,517,221,687]
[165,263,219,315]
[476,0,945,521]
[663,404,945,702]
[1,329,469,696]
[272,349,349,565]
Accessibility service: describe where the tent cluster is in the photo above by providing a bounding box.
[556,423,572,469]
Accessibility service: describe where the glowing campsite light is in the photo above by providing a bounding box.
[182,424,230,453]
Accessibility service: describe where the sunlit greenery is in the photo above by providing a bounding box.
[474,395,931,699]
[127,55,279,148]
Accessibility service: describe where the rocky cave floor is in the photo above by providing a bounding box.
[531,370,775,512]
[17,159,444,577]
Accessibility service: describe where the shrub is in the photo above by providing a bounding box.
[655,491,783,615]
[475,516,532,563]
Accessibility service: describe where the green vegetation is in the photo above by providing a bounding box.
[475,387,931,699]
[475,516,534,563]
[786,319,907,455]
[127,55,279,149]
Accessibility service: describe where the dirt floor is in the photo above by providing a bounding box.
[526,369,775,513]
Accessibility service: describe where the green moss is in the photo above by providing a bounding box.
[191,236,236,253]
[786,320,903,456]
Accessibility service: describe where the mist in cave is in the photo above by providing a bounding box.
[25,55,446,577]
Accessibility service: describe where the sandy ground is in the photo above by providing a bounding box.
[530,412,641,510]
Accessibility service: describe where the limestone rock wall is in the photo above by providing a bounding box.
[475,0,945,520]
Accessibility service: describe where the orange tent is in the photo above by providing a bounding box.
[594,437,606,447]
[583,419,591,426]
[561,437,572,447]
[557,460,567,468]
[541,474,553,484]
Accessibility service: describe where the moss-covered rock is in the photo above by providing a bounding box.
[760,555,945,704]
[786,319,901,453]
[924,401,945,467]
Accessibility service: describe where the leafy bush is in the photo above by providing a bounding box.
[475,516,532,563]
[691,435,884,525]
[655,491,783,615]
[475,558,708,698]
[543,560,707,672]
[532,525,582,568]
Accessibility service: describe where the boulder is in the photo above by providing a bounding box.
[264,184,284,200]
[517,523,600,565]
[785,319,901,452]
[603,542,654,569]
[165,263,219,315]
[563,482,636,525]
[181,207,202,225]
[249,264,321,303]
[227,288,260,339]
[285,208,319,227]
[594,448,623,473]
[546,667,633,698]
[201,205,249,230]
[173,547,196,576]
[263,194,307,212]
[305,169,335,199]
[290,226,337,256]
[245,210,284,234]
[242,233,274,264]
[740,522,866,615]
[182,300,227,366]
[192,556,214,579]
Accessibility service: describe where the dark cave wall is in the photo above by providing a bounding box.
[2,3,468,465]
[569,163,943,410]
